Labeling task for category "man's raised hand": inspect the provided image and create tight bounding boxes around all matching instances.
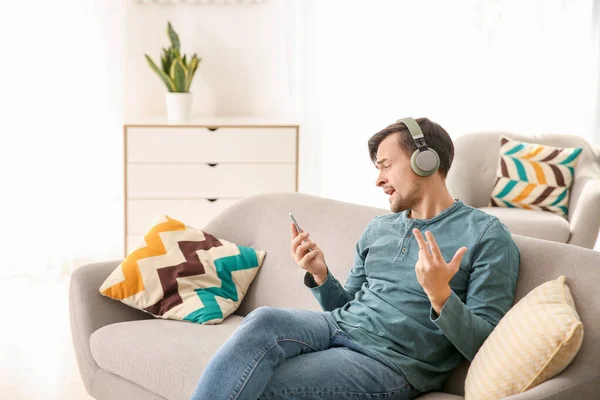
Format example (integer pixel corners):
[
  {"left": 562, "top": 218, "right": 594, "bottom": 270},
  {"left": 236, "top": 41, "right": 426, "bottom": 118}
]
[{"left": 413, "top": 228, "right": 467, "bottom": 314}]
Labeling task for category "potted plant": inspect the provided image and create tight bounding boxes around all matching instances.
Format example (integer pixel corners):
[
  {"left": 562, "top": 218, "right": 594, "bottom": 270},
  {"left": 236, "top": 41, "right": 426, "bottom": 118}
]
[{"left": 145, "top": 22, "right": 201, "bottom": 121}]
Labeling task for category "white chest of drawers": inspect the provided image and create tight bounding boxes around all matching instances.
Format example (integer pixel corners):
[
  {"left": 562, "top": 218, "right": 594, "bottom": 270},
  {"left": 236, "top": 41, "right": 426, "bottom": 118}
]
[{"left": 123, "top": 118, "right": 299, "bottom": 255}]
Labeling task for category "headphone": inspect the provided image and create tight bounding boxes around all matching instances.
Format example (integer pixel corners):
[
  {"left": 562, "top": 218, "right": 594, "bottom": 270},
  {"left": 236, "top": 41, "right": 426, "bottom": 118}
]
[{"left": 396, "top": 117, "right": 440, "bottom": 177}]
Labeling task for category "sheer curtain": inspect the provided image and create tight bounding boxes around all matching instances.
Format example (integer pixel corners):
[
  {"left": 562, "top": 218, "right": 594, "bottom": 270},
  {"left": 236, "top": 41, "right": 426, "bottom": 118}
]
[
  {"left": 291, "top": 0, "right": 599, "bottom": 211},
  {"left": 0, "top": 1, "right": 125, "bottom": 279}
]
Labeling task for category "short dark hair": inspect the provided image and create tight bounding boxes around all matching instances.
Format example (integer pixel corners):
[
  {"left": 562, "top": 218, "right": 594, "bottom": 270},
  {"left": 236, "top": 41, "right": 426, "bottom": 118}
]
[{"left": 367, "top": 117, "right": 454, "bottom": 178}]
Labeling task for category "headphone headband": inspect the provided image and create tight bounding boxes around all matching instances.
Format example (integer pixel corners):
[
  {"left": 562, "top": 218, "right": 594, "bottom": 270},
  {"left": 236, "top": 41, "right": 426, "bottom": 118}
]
[{"left": 396, "top": 117, "right": 424, "bottom": 140}]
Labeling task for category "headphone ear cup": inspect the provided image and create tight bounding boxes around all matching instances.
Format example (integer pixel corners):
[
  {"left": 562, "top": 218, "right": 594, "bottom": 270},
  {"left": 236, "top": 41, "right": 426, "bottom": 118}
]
[{"left": 411, "top": 148, "right": 440, "bottom": 177}]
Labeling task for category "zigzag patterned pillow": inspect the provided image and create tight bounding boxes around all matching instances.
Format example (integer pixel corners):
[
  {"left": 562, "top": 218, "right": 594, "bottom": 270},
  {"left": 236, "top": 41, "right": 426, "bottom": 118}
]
[
  {"left": 490, "top": 136, "right": 583, "bottom": 217},
  {"left": 99, "top": 215, "right": 266, "bottom": 325}
]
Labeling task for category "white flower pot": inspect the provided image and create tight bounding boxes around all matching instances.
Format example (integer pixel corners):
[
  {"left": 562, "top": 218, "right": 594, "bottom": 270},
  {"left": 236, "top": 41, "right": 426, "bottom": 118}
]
[{"left": 165, "top": 92, "right": 193, "bottom": 122}]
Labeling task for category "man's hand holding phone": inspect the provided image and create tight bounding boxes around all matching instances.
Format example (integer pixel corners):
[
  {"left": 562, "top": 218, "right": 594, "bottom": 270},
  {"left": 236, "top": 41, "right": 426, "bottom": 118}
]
[{"left": 290, "top": 213, "right": 328, "bottom": 286}]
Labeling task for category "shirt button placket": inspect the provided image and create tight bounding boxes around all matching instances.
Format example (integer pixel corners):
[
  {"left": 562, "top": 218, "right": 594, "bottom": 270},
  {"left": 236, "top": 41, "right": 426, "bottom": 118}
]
[
  {"left": 406, "top": 222, "right": 423, "bottom": 259},
  {"left": 398, "top": 222, "right": 414, "bottom": 261}
]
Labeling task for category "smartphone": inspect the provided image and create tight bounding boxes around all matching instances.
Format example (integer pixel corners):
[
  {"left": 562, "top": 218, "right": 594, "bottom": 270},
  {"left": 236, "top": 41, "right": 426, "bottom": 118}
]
[{"left": 289, "top": 212, "right": 312, "bottom": 252}]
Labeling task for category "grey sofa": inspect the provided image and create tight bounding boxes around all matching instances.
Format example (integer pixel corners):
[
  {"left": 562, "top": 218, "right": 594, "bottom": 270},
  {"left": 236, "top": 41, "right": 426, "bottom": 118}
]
[
  {"left": 446, "top": 132, "right": 600, "bottom": 249},
  {"left": 70, "top": 192, "right": 600, "bottom": 400}
]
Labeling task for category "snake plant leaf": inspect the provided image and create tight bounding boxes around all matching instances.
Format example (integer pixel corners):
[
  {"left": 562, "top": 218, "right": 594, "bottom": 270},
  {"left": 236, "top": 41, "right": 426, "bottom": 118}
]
[
  {"left": 161, "top": 56, "right": 168, "bottom": 74},
  {"left": 145, "top": 54, "right": 176, "bottom": 92},
  {"left": 192, "top": 56, "right": 201, "bottom": 73},
  {"left": 182, "top": 54, "right": 187, "bottom": 67},
  {"left": 161, "top": 48, "right": 171, "bottom": 74},
  {"left": 185, "top": 55, "right": 201, "bottom": 91},
  {"left": 169, "top": 48, "right": 180, "bottom": 64},
  {"left": 170, "top": 58, "right": 187, "bottom": 92},
  {"left": 167, "top": 22, "right": 180, "bottom": 51}
]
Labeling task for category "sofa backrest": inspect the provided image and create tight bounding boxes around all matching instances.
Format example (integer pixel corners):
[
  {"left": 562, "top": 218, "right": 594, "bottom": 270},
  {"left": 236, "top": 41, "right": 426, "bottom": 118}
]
[
  {"left": 204, "top": 192, "right": 600, "bottom": 395},
  {"left": 446, "top": 132, "right": 600, "bottom": 222},
  {"left": 204, "top": 192, "right": 390, "bottom": 314}
]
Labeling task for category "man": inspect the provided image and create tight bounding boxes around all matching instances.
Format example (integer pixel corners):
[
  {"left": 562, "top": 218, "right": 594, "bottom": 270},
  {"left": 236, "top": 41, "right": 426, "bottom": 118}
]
[{"left": 191, "top": 117, "right": 520, "bottom": 400}]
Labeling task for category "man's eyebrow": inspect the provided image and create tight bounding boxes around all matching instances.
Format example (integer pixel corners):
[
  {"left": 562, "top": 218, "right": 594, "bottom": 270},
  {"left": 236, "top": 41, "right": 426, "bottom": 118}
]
[{"left": 375, "top": 158, "right": 389, "bottom": 169}]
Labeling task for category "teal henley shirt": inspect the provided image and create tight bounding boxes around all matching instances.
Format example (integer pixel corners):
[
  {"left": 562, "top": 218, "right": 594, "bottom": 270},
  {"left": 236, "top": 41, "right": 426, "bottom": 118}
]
[{"left": 304, "top": 200, "right": 520, "bottom": 393}]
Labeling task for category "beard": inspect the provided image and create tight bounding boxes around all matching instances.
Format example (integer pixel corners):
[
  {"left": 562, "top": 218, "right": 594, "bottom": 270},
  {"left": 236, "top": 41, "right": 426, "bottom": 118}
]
[{"left": 390, "top": 181, "right": 422, "bottom": 213}]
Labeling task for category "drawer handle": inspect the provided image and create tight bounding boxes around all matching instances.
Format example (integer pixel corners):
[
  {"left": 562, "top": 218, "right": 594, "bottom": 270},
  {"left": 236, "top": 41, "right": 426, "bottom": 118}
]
[
  {"left": 207, "top": 163, "right": 218, "bottom": 167},
  {"left": 207, "top": 127, "right": 219, "bottom": 132},
  {"left": 207, "top": 198, "right": 219, "bottom": 202}
]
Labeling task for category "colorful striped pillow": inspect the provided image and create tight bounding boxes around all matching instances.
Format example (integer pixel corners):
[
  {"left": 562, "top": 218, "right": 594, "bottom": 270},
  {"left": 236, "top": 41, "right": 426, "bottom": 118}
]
[
  {"left": 465, "top": 276, "right": 583, "bottom": 400},
  {"left": 99, "top": 215, "right": 266, "bottom": 325},
  {"left": 490, "top": 136, "right": 583, "bottom": 217}
]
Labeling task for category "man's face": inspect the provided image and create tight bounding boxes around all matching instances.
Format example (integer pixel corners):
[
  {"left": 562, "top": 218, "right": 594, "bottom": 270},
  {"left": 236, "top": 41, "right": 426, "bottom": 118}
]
[{"left": 375, "top": 133, "right": 422, "bottom": 213}]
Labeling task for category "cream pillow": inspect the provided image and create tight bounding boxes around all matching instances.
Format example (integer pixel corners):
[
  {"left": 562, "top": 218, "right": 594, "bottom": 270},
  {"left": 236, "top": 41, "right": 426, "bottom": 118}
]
[{"left": 465, "top": 276, "right": 583, "bottom": 400}]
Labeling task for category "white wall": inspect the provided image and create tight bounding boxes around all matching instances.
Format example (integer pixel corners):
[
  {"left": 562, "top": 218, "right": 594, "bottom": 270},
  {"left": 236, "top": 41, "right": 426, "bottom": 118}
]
[
  {"left": 120, "top": 1, "right": 600, "bottom": 251},
  {"left": 123, "top": 1, "right": 293, "bottom": 120}
]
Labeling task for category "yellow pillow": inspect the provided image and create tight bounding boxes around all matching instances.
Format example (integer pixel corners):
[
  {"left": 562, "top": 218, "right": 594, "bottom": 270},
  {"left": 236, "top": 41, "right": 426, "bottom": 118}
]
[
  {"left": 465, "top": 276, "right": 583, "bottom": 400},
  {"left": 490, "top": 136, "right": 583, "bottom": 218},
  {"left": 99, "top": 215, "right": 266, "bottom": 325}
]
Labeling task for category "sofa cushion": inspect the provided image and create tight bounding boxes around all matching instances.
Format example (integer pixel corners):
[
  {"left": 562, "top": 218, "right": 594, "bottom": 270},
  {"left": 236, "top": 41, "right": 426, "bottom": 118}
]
[
  {"left": 478, "top": 207, "right": 570, "bottom": 243},
  {"left": 489, "top": 136, "right": 582, "bottom": 218},
  {"left": 464, "top": 276, "right": 584, "bottom": 400},
  {"left": 99, "top": 215, "right": 266, "bottom": 324},
  {"left": 90, "top": 316, "right": 244, "bottom": 400}
]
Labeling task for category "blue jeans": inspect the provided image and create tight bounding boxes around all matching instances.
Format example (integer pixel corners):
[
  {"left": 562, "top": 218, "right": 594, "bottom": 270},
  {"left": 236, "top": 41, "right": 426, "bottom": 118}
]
[{"left": 190, "top": 306, "right": 421, "bottom": 400}]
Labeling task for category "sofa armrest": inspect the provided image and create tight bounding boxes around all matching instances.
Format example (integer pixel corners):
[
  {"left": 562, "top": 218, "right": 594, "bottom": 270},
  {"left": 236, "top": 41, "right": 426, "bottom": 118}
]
[
  {"left": 568, "top": 179, "right": 600, "bottom": 248},
  {"left": 69, "top": 261, "right": 154, "bottom": 391}
]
